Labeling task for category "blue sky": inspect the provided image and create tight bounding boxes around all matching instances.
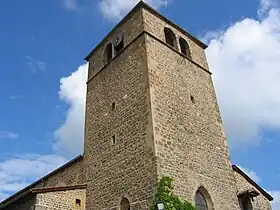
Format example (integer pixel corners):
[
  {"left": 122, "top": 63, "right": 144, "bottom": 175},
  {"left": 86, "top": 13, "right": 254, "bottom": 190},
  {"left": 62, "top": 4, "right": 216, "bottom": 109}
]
[{"left": 1, "top": 0, "right": 280, "bottom": 208}]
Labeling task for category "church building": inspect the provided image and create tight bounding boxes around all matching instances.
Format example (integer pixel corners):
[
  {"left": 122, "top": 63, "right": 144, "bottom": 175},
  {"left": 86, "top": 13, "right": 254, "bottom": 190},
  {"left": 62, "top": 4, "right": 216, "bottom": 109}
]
[{"left": 0, "top": 1, "right": 273, "bottom": 210}]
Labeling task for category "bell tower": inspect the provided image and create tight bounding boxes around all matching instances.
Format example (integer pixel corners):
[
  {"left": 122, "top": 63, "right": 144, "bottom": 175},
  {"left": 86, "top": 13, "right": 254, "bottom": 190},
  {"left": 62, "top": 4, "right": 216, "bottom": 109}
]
[{"left": 84, "top": 2, "right": 240, "bottom": 209}]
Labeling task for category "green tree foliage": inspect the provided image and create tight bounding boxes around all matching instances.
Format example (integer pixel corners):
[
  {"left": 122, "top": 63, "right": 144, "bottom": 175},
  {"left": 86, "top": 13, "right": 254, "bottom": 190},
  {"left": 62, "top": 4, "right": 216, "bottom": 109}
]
[{"left": 151, "top": 176, "right": 196, "bottom": 210}]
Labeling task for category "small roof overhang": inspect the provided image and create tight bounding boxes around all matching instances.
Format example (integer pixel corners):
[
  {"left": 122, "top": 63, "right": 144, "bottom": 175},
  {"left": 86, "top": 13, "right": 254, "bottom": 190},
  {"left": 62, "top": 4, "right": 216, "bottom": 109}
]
[
  {"left": 232, "top": 165, "right": 273, "bottom": 201},
  {"left": 238, "top": 188, "right": 260, "bottom": 198}
]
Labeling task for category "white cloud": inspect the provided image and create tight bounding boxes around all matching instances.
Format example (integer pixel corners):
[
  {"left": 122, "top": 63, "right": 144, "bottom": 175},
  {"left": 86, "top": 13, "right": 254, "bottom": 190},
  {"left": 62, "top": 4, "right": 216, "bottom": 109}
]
[
  {"left": 99, "top": 0, "right": 171, "bottom": 21},
  {"left": 37, "top": 61, "right": 46, "bottom": 71},
  {"left": 259, "top": 0, "right": 279, "bottom": 16},
  {"left": 25, "top": 56, "right": 46, "bottom": 73},
  {"left": 62, "top": 0, "right": 77, "bottom": 10},
  {"left": 269, "top": 191, "right": 280, "bottom": 209},
  {"left": 205, "top": 2, "right": 280, "bottom": 204},
  {"left": 0, "top": 154, "right": 67, "bottom": 201},
  {"left": 0, "top": 131, "right": 19, "bottom": 139},
  {"left": 54, "top": 63, "right": 88, "bottom": 155},
  {"left": 237, "top": 165, "right": 262, "bottom": 183},
  {"left": 205, "top": 0, "right": 280, "bottom": 148},
  {"left": 1, "top": 64, "right": 88, "bottom": 201}
]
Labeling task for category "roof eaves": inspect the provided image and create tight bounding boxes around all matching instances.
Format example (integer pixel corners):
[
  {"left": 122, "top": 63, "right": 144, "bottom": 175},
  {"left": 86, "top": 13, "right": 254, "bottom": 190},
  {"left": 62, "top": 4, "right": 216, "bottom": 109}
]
[
  {"left": 31, "top": 184, "right": 87, "bottom": 194},
  {"left": 232, "top": 165, "right": 273, "bottom": 201}
]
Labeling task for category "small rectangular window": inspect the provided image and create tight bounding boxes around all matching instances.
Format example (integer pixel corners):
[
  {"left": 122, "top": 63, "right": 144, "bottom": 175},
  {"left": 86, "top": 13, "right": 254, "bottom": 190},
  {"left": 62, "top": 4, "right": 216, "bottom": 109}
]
[
  {"left": 190, "top": 95, "right": 195, "bottom": 104},
  {"left": 111, "top": 102, "right": 116, "bottom": 111},
  {"left": 112, "top": 135, "right": 116, "bottom": 145},
  {"left": 75, "top": 199, "right": 81, "bottom": 207}
]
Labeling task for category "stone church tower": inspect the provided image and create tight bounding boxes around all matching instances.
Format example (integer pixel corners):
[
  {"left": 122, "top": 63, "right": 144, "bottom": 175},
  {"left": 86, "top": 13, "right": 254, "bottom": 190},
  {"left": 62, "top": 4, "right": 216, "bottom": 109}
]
[
  {"left": 84, "top": 1, "right": 240, "bottom": 210},
  {"left": 0, "top": 1, "right": 274, "bottom": 210}
]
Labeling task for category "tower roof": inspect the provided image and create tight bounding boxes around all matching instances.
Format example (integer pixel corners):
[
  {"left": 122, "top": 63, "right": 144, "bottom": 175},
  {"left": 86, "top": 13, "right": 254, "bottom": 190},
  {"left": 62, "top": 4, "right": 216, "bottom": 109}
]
[{"left": 85, "top": 0, "right": 207, "bottom": 61}]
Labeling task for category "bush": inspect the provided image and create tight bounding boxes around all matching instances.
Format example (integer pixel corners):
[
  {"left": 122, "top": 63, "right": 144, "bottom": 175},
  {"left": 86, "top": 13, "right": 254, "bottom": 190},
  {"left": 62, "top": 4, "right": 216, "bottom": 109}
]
[{"left": 150, "top": 176, "right": 196, "bottom": 210}]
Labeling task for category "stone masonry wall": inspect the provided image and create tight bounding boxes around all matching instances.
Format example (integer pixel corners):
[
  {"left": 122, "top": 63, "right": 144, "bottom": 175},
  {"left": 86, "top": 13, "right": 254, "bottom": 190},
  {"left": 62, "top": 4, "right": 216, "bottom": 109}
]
[
  {"left": 85, "top": 34, "right": 157, "bottom": 209},
  {"left": 142, "top": 8, "right": 209, "bottom": 70},
  {"left": 34, "top": 157, "right": 85, "bottom": 189},
  {"left": 145, "top": 29, "right": 240, "bottom": 209},
  {"left": 86, "top": 8, "right": 144, "bottom": 79},
  {"left": 35, "top": 189, "right": 86, "bottom": 210},
  {"left": 234, "top": 171, "right": 272, "bottom": 210}
]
